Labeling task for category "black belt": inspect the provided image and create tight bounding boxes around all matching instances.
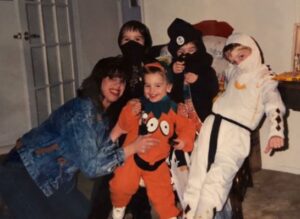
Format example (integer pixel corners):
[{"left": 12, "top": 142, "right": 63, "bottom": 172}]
[
  {"left": 134, "top": 154, "right": 165, "bottom": 171},
  {"left": 207, "top": 113, "right": 252, "bottom": 172}
]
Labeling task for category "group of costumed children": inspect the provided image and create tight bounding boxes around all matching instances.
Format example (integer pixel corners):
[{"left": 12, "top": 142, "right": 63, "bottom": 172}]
[
  {"left": 109, "top": 18, "right": 219, "bottom": 219},
  {"left": 107, "top": 18, "right": 285, "bottom": 219}
]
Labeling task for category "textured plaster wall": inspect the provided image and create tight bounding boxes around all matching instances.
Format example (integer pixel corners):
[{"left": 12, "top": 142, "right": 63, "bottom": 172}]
[
  {"left": 142, "top": 0, "right": 300, "bottom": 174},
  {"left": 0, "top": 1, "right": 30, "bottom": 154},
  {"left": 74, "top": 0, "right": 121, "bottom": 84}
]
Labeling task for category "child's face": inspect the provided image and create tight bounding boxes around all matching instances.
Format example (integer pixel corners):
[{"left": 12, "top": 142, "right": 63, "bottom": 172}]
[
  {"left": 144, "top": 73, "right": 172, "bottom": 103},
  {"left": 101, "top": 76, "right": 126, "bottom": 108},
  {"left": 121, "top": 30, "right": 145, "bottom": 46},
  {"left": 225, "top": 46, "right": 252, "bottom": 65},
  {"left": 176, "top": 42, "right": 197, "bottom": 57}
]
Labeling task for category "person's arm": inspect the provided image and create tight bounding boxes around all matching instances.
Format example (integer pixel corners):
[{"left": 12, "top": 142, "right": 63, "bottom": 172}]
[
  {"left": 110, "top": 99, "right": 141, "bottom": 142},
  {"left": 189, "top": 69, "right": 219, "bottom": 121},
  {"left": 262, "top": 75, "right": 286, "bottom": 154},
  {"left": 77, "top": 120, "right": 158, "bottom": 177},
  {"left": 20, "top": 98, "right": 79, "bottom": 148},
  {"left": 174, "top": 111, "right": 197, "bottom": 152},
  {"left": 76, "top": 99, "right": 158, "bottom": 178}
]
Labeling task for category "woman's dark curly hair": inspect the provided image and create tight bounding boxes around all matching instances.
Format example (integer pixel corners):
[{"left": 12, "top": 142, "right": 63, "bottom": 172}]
[
  {"left": 118, "top": 20, "right": 152, "bottom": 53},
  {"left": 77, "top": 56, "right": 128, "bottom": 126}
]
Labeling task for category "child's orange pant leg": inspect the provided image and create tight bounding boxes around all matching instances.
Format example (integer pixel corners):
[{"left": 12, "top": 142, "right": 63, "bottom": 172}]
[
  {"left": 143, "top": 163, "right": 180, "bottom": 219},
  {"left": 109, "top": 156, "right": 140, "bottom": 207}
]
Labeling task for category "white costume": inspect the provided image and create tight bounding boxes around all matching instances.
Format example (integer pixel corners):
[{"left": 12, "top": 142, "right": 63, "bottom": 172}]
[{"left": 183, "top": 33, "right": 285, "bottom": 219}]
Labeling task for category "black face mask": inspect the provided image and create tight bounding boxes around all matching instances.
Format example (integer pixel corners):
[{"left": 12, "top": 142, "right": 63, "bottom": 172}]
[
  {"left": 183, "top": 51, "right": 213, "bottom": 73},
  {"left": 120, "top": 40, "right": 145, "bottom": 65}
]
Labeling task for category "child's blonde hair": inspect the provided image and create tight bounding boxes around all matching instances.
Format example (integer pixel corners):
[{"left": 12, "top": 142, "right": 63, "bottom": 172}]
[{"left": 143, "top": 62, "right": 173, "bottom": 84}]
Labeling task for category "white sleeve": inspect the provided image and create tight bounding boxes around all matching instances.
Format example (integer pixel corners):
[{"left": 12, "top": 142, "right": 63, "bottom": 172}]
[
  {"left": 262, "top": 76, "right": 286, "bottom": 139},
  {"left": 182, "top": 136, "right": 203, "bottom": 217}
]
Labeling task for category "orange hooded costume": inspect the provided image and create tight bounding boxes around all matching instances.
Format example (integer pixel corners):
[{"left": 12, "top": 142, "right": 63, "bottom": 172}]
[{"left": 110, "top": 96, "right": 196, "bottom": 219}]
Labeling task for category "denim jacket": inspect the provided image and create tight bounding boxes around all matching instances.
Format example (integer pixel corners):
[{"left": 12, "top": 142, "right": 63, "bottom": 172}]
[{"left": 17, "top": 97, "right": 124, "bottom": 197}]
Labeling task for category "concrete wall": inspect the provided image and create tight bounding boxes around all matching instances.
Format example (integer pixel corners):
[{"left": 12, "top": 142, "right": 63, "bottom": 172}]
[{"left": 142, "top": 0, "right": 300, "bottom": 174}]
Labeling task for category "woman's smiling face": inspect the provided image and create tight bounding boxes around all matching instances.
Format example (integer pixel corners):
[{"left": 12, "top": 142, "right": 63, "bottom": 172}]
[{"left": 101, "top": 76, "right": 126, "bottom": 109}]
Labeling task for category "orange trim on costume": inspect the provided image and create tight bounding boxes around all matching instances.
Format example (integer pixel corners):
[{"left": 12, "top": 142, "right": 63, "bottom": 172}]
[
  {"left": 234, "top": 81, "right": 246, "bottom": 90},
  {"left": 144, "top": 62, "right": 165, "bottom": 72}
]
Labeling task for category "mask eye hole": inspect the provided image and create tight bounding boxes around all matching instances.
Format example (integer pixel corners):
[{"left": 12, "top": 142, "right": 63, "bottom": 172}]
[
  {"left": 146, "top": 118, "right": 159, "bottom": 133},
  {"left": 160, "top": 120, "right": 170, "bottom": 136}
]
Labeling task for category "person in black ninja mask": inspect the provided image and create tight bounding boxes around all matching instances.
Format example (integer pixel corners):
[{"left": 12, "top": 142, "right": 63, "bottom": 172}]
[
  {"left": 88, "top": 20, "right": 153, "bottom": 219},
  {"left": 167, "top": 18, "right": 219, "bottom": 129},
  {"left": 118, "top": 20, "right": 153, "bottom": 98}
]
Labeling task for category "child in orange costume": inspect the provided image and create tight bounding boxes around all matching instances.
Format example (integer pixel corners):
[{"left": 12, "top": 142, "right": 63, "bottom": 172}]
[{"left": 109, "top": 61, "right": 196, "bottom": 219}]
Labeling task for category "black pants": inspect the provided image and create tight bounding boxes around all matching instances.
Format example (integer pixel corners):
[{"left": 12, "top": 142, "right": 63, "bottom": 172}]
[{"left": 88, "top": 174, "right": 151, "bottom": 219}]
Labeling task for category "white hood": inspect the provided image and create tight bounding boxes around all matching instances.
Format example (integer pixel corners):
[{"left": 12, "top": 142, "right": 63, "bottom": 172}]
[{"left": 225, "top": 33, "right": 263, "bottom": 73}]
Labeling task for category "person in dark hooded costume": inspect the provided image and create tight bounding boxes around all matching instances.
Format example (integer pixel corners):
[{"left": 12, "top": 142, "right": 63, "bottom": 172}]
[
  {"left": 88, "top": 20, "right": 154, "bottom": 219},
  {"left": 167, "top": 18, "right": 219, "bottom": 127}
]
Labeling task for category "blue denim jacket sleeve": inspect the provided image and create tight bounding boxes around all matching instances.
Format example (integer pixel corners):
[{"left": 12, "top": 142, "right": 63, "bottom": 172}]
[
  {"left": 21, "top": 98, "right": 125, "bottom": 179},
  {"left": 70, "top": 99, "right": 125, "bottom": 177},
  {"left": 56, "top": 98, "right": 125, "bottom": 178}
]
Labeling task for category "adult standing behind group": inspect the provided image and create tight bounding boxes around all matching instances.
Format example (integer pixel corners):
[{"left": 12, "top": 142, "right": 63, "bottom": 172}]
[
  {"left": 89, "top": 20, "right": 154, "bottom": 219},
  {"left": 0, "top": 56, "right": 158, "bottom": 219}
]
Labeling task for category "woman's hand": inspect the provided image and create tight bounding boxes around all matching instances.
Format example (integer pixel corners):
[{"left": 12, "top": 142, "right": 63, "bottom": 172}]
[
  {"left": 184, "top": 72, "right": 198, "bottom": 84},
  {"left": 124, "top": 134, "right": 159, "bottom": 158},
  {"left": 173, "top": 61, "right": 185, "bottom": 74},
  {"left": 264, "top": 136, "right": 284, "bottom": 154}
]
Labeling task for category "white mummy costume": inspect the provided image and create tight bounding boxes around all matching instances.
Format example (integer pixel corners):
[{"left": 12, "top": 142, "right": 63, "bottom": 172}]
[{"left": 183, "top": 33, "right": 286, "bottom": 219}]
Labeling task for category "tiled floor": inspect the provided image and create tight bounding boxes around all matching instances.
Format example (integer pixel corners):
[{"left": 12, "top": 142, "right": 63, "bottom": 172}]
[{"left": 77, "top": 169, "right": 300, "bottom": 219}]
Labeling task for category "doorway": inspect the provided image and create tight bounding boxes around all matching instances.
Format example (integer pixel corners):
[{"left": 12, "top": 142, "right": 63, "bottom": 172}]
[
  {"left": 19, "top": 0, "right": 78, "bottom": 125},
  {"left": 120, "top": 0, "right": 142, "bottom": 22}
]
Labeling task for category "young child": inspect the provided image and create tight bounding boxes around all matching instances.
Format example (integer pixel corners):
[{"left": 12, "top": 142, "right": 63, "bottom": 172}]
[
  {"left": 109, "top": 61, "right": 196, "bottom": 219},
  {"left": 117, "top": 20, "right": 154, "bottom": 219},
  {"left": 183, "top": 33, "right": 286, "bottom": 219},
  {"left": 166, "top": 18, "right": 220, "bottom": 207},
  {"left": 167, "top": 18, "right": 219, "bottom": 129},
  {"left": 118, "top": 20, "right": 153, "bottom": 98},
  {"left": 88, "top": 20, "right": 153, "bottom": 219}
]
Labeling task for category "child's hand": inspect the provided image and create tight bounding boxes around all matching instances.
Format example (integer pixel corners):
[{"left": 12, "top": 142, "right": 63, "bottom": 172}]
[
  {"left": 184, "top": 72, "right": 198, "bottom": 84},
  {"left": 173, "top": 138, "right": 185, "bottom": 150},
  {"left": 178, "top": 165, "right": 189, "bottom": 172},
  {"left": 177, "top": 103, "right": 188, "bottom": 118},
  {"left": 110, "top": 124, "right": 127, "bottom": 142},
  {"left": 264, "top": 136, "right": 284, "bottom": 154},
  {"left": 128, "top": 99, "right": 141, "bottom": 116},
  {"left": 173, "top": 61, "right": 185, "bottom": 74}
]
